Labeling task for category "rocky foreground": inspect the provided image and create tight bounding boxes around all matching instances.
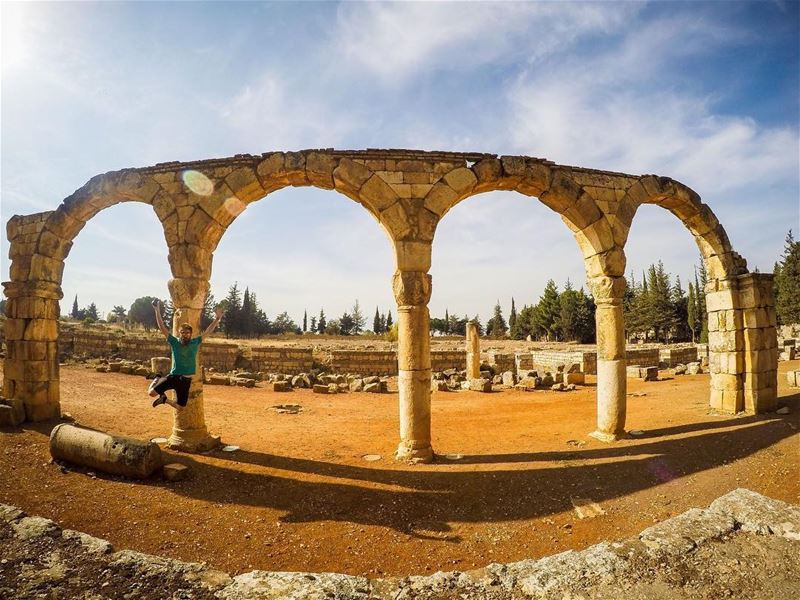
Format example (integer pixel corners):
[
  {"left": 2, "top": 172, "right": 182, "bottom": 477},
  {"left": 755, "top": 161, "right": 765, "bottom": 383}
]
[{"left": 1, "top": 488, "right": 798, "bottom": 599}]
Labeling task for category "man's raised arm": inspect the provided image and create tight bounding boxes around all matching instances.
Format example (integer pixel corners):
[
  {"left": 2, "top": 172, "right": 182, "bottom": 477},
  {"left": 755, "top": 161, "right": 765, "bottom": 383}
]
[
  {"left": 152, "top": 300, "right": 170, "bottom": 337},
  {"left": 202, "top": 306, "right": 224, "bottom": 338}
]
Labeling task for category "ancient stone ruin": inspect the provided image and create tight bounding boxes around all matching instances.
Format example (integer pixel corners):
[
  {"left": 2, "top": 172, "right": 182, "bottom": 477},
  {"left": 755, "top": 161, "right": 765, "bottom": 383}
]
[{"left": 2, "top": 149, "right": 779, "bottom": 461}]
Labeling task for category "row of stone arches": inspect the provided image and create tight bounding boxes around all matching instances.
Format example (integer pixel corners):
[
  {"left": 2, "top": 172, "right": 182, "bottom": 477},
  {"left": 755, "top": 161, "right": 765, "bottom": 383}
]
[{"left": 2, "top": 149, "right": 778, "bottom": 461}]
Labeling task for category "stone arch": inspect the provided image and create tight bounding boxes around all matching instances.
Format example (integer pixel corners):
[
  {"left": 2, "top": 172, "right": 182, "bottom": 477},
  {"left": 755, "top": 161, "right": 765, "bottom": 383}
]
[{"left": 621, "top": 175, "right": 777, "bottom": 414}]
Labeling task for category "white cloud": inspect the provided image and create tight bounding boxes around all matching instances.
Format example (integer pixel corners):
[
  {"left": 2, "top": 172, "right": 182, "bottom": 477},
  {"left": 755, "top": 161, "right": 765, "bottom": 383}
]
[
  {"left": 506, "top": 15, "right": 798, "bottom": 195},
  {"left": 220, "top": 72, "right": 358, "bottom": 150},
  {"left": 333, "top": 2, "right": 638, "bottom": 84}
]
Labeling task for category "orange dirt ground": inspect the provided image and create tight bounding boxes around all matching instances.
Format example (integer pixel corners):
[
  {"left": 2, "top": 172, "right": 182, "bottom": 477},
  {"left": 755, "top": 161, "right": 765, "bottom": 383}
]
[{"left": 1, "top": 361, "right": 798, "bottom": 578}]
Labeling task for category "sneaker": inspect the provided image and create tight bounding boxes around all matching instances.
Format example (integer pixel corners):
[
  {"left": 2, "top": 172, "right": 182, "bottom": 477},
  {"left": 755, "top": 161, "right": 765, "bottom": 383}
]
[
  {"left": 152, "top": 394, "right": 167, "bottom": 408},
  {"left": 148, "top": 376, "right": 160, "bottom": 394}
]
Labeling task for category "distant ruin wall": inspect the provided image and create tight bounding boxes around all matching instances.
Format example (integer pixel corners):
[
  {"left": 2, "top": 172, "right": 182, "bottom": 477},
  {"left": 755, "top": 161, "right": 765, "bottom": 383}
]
[
  {"left": 659, "top": 346, "right": 698, "bottom": 367},
  {"left": 431, "top": 350, "right": 466, "bottom": 372},
  {"left": 527, "top": 351, "right": 598, "bottom": 375},
  {"left": 330, "top": 350, "right": 397, "bottom": 376},
  {"left": 249, "top": 347, "right": 313, "bottom": 375}
]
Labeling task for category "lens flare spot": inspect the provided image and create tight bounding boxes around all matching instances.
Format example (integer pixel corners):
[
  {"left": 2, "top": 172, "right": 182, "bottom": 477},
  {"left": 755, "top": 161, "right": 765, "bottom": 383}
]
[
  {"left": 182, "top": 170, "right": 214, "bottom": 196},
  {"left": 223, "top": 197, "right": 247, "bottom": 217}
]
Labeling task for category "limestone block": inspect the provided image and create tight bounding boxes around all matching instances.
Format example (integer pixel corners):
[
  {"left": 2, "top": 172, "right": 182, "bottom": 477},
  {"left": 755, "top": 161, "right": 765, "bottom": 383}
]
[
  {"left": 584, "top": 247, "right": 626, "bottom": 278},
  {"left": 29, "top": 254, "right": 64, "bottom": 283},
  {"left": 380, "top": 202, "right": 412, "bottom": 239},
  {"left": 283, "top": 152, "right": 308, "bottom": 185},
  {"left": 500, "top": 156, "right": 526, "bottom": 184},
  {"left": 272, "top": 381, "right": 292, "bottom": 392},
  {"left": 36, "top": 229, "right": 73, "bottom": 260},
  {"left": 359, "top": 174, "right": 399, "bottom": 212},
  {"left": 471, "top": 158, "right": 503, "bottom": 192},
  {"left": 333, "top": 158, "right": 372, "bottom": 196},
  {"left": 0, "top": 398, "right": 25, "bottom": 426},
  {"left": 683, "top": 205, "right": 720, "bottom": 238},
  {"left": 312, "top": 384, "right": 330, "bottom": 394},
  {"left": 163, "top": 463, "right": 189, "bottom": 482},
  {"left": 708, "top": 330, "right": 739, "bottom": 353},
  {"left": 574, "top": 218, "right": 615, "bottom": 258},
  {"left": 305, "top": 152, "right": 337, "bottom": 189},
  {"left": 225, "top": 167, "right": 265, "bottom": 203},
  {"left": 442, "top": 167, "right": 477, "bottom": 194},
  {"left": 594, "top": 305, "right": 625, "bottom": 361},
  {"left": 23, "top": 319, "right": 58, "bottom": 341},
  {"left": 182, "top": 209, "right": 224, "bottom": 250},
  {"left": 539, "top": 169, "right": 582, "bottom": 213},
  {"left": 469, "top": 378, "right": 492, "bottom": 392},
  {"left": 168, "top": 278, "right": 210, "bottom": 309},
  {"left": 416, "top": 207, "right": 438, "bottom": 242},
  {"left": 711, "top": 372, "right": 741, "bottom": 393},
  {"left": 565, "top": 371, "right": 585, "bottom": 385},
  {"left": 423, "top": 182, "right": 460, "bottom": 217}
]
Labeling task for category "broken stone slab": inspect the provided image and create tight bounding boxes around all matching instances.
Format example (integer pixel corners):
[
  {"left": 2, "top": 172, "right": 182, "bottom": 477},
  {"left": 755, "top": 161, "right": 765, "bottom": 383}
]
[
  {"left": 312, "top": 384, "right": 330, "bottom": 394},
  {"left": 110, "top": 549, "right": 232, "bottom": 592},
  {"left": 292, "top": 374, "right": 311, "bottom": 388},
  {"left": 431, "top": 380, "right": 449, "bottom": 392},
  {"left": 501, "top": 371, "right": 516, "bottom": 387},
  {"left": 468, "top": 378, "right": 492, "bottom": 392},
  {"left": 516, "top": 376, "right": 540, "bottom": 391},
  {"left": 626, "top": 365, "right": 658, "bottom": 381},
  {"left": 11, "top": 516, "right": 61, "bottom": 541},
  {"left": 0, "top": 503, "right": 26, "bottom": 523},
  {"left": 510, "top": 543, "right": 626, "bottom": 597},
  {"left": 208, "top": 373, "right": 230, "bottom": 385},
  {"left": 49, "top": 423, "right": 163, "bottom": 479},
  {"left": 539, "top": 373, "right": 554, "bottom": 387},
  {"left": 163, "top": 463, "right": 190, "bottom": 482},
  {"left": 272, "top": 381, "right": 292, "bottom": 393},
  {"left": 217, "top": 570, "right": 371, "bottom": 600},
  {"left": 62, "top": 529, "right": 114, "bottom": 554},
  {"left": 674, "top": 363, "right": 687, "bottom": 375},
  {"left": 686, "top": 362, "right": 702, "bottom": 375},
  {"left": 639, "top": 507, "right": 735, "bottom": 556},
  {"left": 349, "top": 378, "right": 364, "bottom": 392},
  {"left": 363, "top": 382, "right": 383, "bottom": 393},
  {"left": 708, "top": 487, "right": 800, "bottom": 540},
  {"left": 230, "top": 377, "right": 256, "bottom": 388},
  {"left": 564, "top": 371, "right": 585, "bottom": 385}
]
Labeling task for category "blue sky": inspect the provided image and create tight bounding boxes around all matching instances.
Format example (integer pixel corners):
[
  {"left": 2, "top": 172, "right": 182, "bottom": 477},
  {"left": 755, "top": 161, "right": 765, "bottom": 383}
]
[{"left": 1, "top": 1, "right": 798, "bottom": 324}]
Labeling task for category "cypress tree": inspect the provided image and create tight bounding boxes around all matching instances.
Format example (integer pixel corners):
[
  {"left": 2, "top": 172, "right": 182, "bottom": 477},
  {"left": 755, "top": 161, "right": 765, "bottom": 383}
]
[
  {"left": 318, "top": 308, "right": 326, "bottom": 334},
  {"left": 373, "top": 307, "right": 381, "bottom": 333},
  {"left": 487, "top": 301, "right": 507, "bottom": 338},
  {"left": 775, "top": 230, "right": 800, "bottom": 325},
  {"left": 303, "top": 310, "right": 308, "bottom": 332},
  {"left": 508, "top": 298, "right": 517, "bottom": 336},
  {"left": 71, "top": 295, "right": 79, "bottom": 319},
  {"left": 687, "top": 282, "right": 697, "bottom": 343},
  {"left": 444, "top": 308, "right": 449, "bottom": 334},
  {"left": 386, "top": 310, "right": 393, "bottom": 329},
  {"left": 697, "top": 262, "right": 709, "bottom": 343}
]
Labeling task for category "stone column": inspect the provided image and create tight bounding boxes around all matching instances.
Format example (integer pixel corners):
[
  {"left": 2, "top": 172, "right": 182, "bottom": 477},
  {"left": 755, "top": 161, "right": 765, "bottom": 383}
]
[
  {"left": 165, "top": 276, "right": 220, "bottom": 452},
  {"left": 466, "top": 322, "right": 481, "bottom": 379},
  {"left": 588, "top": 276, "right": 627, "bottom": 442},
  {"left": 393, "top": 269, "right": 434, "bottom": 463},
  {"left": 738, "top": 273, "right": 778, "bottom": 413},
  {"left": 705, "top": 278, "right": 745, "bottom": 413},
  {"left": 1, "top": 280, "right": 62, "bottom": 421}
]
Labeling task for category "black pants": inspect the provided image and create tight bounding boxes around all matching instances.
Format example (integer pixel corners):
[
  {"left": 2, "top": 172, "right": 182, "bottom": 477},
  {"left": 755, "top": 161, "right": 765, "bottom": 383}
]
[{"left": 152, "top": 374, "right": 192, "bottom": 407}]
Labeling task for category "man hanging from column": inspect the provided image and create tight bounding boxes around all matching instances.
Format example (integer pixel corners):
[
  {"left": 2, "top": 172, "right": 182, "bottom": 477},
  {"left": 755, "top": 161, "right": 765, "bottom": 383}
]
[{"left": 148, "top": 299, "right": 223, "bottom": 409}]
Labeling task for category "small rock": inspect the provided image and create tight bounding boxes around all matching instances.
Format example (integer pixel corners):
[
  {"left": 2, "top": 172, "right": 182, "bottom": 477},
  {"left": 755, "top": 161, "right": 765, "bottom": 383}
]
[
  {"left": 272, "top": 381, "right": 292, "bottom": 393},
  {"left": 163, "top": 463, "right": 189, "bottom": 482}
]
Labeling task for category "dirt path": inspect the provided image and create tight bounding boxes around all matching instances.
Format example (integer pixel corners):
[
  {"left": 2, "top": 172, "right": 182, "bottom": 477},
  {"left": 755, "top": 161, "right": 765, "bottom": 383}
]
[{"left": 1, "top": 361, "right": 798, "bottom": 578}]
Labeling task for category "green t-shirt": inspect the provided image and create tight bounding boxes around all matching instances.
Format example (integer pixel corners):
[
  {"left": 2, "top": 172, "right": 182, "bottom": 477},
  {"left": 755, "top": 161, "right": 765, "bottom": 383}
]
[{"left": 168, "top": 335, "right": 202, "bottom": 375}]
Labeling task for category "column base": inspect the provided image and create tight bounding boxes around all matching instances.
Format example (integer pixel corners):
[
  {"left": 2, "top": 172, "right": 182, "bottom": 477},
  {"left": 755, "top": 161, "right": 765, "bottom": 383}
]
[
  {"left": 24, "top": 401, "right": 61, "bottom": 422},
  {"left": 167, "top": 430, "right": 221, "bottom": 453},
  {"left": 589, "top": 430, "right": 625, "bottom": 443},
  {"left": 395, "top": 441, "right": 434, "bottom": 464}
]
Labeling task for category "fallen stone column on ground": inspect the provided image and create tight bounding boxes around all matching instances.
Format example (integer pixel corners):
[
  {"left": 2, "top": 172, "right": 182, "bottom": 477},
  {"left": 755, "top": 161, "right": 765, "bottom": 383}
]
[{"left": 49, "top": 423, "right": 163, "bottom": 479}]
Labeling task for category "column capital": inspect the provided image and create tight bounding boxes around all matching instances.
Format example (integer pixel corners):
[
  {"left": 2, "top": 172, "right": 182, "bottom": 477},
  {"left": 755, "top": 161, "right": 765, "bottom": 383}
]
[
  {"left": 587, "top": 275, "right": 626, "bottom": 305},
  {"left": 392, "top": 271, "right": 432, "bottom": 307}
]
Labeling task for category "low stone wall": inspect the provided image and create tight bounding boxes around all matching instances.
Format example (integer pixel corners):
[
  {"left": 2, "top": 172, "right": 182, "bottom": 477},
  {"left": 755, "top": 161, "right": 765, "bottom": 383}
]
[
  {"left": 330, "top": 350, "right": 397, "bottom": 376},
  {"left": 201, "top": 341, "right": 239, "bottom": 372},
  {"left": 249, "top": 347, "right": 313, "bottom": 375},
  {"left": 117, "top": 336, "right": 171, "bottom": 363},
  {"left": 430, "top": 350, "right": 465, "bottom": 372},
  {"left": 528, "top": 350, "right": 597, "bottom": 375},
  {"left": 71, "top": 330, "right": 123, "bottom": 358},
  {"left": 489, "top": 352, "right": 516, "bottom": 373},
  {"left": 659, "top": 346, "right": 698, "bottom": 367},
  {"left": 625, "top": 347, "right": 660, "bottom": 368}
]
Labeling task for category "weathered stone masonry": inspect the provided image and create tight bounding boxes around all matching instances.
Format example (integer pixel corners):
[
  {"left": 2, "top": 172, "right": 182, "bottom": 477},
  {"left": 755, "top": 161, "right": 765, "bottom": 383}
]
[{"left": 2, "top": 148, "right": 778, "bottom": 461}]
